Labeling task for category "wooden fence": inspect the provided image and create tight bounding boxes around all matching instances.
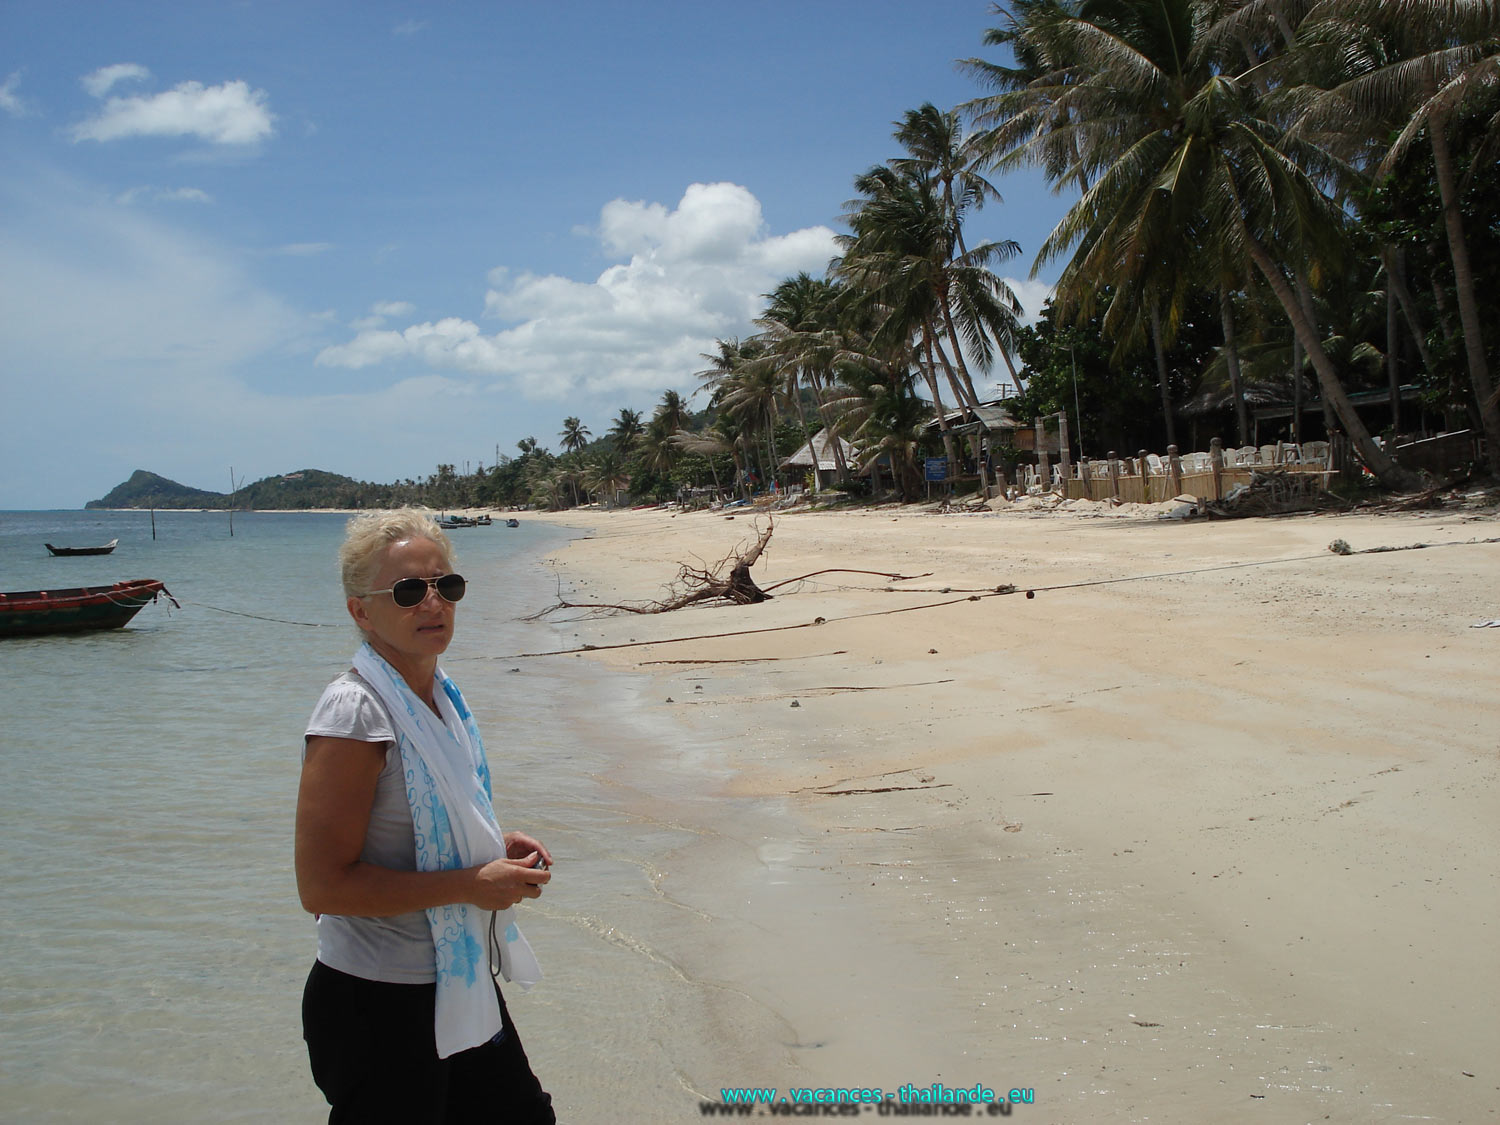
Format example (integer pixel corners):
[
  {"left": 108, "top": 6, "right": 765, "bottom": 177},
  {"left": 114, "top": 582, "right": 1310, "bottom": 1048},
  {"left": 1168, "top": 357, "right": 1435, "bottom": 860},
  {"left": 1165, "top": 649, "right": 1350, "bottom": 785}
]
[{"left": 1046, "top": 437, "right": 1334, "bottom": 503}]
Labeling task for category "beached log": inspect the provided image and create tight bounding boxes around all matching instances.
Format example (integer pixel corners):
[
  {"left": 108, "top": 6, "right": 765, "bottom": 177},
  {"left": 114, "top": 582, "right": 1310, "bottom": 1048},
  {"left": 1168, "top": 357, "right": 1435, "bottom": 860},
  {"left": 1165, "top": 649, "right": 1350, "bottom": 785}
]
[{"left": 528, "top": 519, "right": 936, "bottom": 619}]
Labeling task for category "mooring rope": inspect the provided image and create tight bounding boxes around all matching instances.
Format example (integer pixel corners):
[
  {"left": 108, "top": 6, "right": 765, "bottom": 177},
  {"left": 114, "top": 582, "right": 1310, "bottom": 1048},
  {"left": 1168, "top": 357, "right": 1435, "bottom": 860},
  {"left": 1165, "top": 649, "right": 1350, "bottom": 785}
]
[
  {"left": 507, "top": 534, "right": 1500, "bottom": 657},
  {"left": 174, "top": 600, "right": 340, "bottom": 628}
]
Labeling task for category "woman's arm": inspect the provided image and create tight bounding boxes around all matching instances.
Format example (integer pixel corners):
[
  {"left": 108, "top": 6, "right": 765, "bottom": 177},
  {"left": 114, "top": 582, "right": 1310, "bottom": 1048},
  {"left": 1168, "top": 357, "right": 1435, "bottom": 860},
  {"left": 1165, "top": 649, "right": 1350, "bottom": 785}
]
[{"left": 295, "top": 736, "right": 550, "bottom": 917}]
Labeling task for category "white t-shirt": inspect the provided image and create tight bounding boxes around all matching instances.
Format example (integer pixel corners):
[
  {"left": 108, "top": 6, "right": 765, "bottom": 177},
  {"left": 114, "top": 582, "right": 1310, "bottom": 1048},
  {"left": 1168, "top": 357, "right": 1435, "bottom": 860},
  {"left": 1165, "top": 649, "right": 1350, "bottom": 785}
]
[{"left": 303, "top": 670, "right": 436, "bottom": 983}]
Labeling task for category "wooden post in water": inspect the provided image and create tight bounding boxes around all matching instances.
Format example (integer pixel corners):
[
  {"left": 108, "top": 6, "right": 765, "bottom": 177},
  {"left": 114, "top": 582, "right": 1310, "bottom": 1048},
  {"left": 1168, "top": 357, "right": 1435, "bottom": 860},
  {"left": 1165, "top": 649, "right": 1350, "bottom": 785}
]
[
  {"left": 1168, "top": 445, "right": 1183, "bottom": 498},
  {"left": 151, "top": 508, "right": 156, "bottom": 540}
]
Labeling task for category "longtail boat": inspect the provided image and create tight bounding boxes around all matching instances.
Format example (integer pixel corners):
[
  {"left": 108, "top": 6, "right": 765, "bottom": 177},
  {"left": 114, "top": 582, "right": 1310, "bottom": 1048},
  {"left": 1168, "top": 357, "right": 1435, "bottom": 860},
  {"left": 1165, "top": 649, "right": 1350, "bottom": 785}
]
[
  {"left": 45, "top": 539, "right": 119, "bottom": 557},
  {"left": 0, "top": 579, "right": 175, "bottom": 638}
]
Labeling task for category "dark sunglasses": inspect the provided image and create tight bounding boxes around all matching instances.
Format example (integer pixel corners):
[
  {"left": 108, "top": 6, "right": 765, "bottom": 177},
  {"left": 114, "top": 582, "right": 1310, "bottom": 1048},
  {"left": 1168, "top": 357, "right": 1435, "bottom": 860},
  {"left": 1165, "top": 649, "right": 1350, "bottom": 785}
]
[{"left": 360, "top": 573, "right": 467, "bottom": 608}]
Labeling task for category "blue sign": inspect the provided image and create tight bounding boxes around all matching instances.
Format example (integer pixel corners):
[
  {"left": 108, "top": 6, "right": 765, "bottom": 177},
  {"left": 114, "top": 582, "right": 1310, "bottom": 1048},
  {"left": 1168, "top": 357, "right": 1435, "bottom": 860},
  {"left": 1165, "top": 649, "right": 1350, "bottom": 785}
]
[{"left": 924, "top": 458, "right": 948, "bottom": 482}]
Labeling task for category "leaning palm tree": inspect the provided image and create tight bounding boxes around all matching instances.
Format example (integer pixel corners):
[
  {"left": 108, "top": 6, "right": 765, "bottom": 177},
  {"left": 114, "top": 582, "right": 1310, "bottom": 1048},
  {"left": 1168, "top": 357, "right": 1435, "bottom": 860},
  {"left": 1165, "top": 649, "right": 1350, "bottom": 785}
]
[
  {"left": 1291, "top": 0, "right": 1500, "bottom": 471},
  {"left": 989, "top": 0, "right": 1419, "bottom": 486},
  {"left": 835, "top": 161, "right": 1022, "bottom": 476}
]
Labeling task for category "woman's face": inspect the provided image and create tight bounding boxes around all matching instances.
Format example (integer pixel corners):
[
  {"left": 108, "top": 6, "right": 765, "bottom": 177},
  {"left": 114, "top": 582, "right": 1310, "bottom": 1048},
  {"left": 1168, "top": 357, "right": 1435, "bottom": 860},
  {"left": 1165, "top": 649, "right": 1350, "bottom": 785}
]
[{"left": 347, "top": 536, "right": 456, "bottom": 666}]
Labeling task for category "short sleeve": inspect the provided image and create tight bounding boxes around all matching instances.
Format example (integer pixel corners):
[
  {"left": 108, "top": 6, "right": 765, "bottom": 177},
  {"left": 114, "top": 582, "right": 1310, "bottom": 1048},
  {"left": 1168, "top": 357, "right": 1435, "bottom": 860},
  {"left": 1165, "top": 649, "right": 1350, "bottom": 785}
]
[{"left": 305, "top": 672, "right": 398, "bottom": 748}]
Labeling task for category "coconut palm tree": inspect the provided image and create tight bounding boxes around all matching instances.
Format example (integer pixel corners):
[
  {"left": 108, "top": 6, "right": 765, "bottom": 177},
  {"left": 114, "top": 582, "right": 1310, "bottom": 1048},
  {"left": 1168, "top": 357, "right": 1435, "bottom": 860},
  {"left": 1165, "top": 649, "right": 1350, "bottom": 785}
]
[
  {"left": 585, "top": 450, "right": 628, "bottom": 507},
  {"left": 982, "top": 0, "right": 1420, "bottom": 486},
  {"left": 559, "top": 416, "right": 591, "bottom": 455},
  {"left": 607, "top": 408, "right": 644, "bottom": 456},
  {"left": 755, "top": 274, "right": 852, "bottom": 483},
  {"left": 1291, "top": 0, "right": 1500, "bottom": 471}
]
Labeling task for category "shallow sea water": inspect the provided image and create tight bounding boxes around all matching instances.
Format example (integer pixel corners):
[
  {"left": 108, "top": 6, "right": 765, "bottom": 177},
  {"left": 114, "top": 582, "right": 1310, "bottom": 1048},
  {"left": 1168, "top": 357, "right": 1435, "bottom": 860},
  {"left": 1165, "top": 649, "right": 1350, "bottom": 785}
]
[{"left": 0, "top": 510, "right": 780, "bottom": 1122}]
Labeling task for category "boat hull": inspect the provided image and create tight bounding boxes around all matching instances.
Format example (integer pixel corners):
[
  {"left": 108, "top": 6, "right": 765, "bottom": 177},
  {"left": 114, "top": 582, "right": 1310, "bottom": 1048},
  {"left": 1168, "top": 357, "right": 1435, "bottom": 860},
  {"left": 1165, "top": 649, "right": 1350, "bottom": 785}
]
[
  {"left": 45, "top": 539, "right": 119, "bottom": 557},
  {"left": 0, "top": 579, "right": 169, "bottom": 638}
]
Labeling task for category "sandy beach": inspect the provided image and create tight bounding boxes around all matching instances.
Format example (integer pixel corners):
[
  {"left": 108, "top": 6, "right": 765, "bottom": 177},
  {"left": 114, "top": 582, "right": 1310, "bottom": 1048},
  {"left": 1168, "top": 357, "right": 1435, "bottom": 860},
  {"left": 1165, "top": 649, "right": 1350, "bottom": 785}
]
[{"left": 506, "top": 498, "right": 1498, "bottom": 1123}]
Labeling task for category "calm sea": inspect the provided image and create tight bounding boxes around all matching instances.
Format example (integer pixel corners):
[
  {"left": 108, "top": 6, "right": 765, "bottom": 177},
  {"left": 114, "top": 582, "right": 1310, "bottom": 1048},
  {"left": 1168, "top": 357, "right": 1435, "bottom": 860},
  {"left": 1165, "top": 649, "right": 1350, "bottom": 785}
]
[{"left": 0, "top": 510, "right": 773, "bottom": 1122}]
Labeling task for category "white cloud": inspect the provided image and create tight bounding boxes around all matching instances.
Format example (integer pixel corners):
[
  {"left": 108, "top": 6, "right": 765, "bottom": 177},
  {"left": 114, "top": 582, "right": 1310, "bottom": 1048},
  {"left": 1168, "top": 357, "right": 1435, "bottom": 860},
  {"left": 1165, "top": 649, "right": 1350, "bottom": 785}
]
[
  {"left": 269, "top": 241, "right": 332, "bottom": 256},
  {"left": 317, "top": 182, "right": 838, "bottom": 401},
  {"left": 82, "top": 62, "right": 151, "bottom": 98},
  {"left": 1004, "top": 276, "right": 1056, "bottom": 326},
  {"left": 393, "top": 19, "right": 428, "bottom": 36},
  {"left": 118, "top": 185, "right": 213, "bottom": 205},
  {"left": 1, "top": 70, "right": 30, "bottom": 117},
  {"left": 372, "top": 300, "right": 414, "bottom": 318},
  {"left": 71, "top": 78, "right": 274, "bottom": 145}
]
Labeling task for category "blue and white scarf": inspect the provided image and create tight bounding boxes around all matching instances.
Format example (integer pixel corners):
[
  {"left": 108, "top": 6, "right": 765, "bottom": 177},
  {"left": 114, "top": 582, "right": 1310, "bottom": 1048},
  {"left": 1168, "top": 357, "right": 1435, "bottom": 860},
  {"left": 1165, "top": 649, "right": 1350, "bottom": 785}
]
[{"left": 352, "top": 643, "right": 542, "bottom": 1058}]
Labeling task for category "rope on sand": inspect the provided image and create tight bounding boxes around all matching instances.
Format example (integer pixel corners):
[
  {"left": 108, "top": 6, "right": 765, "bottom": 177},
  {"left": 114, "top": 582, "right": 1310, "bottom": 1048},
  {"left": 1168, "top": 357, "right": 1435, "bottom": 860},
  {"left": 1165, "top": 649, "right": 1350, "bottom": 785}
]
[{"left": 508, "top": 534, "right": 1500, "bottom": 657}]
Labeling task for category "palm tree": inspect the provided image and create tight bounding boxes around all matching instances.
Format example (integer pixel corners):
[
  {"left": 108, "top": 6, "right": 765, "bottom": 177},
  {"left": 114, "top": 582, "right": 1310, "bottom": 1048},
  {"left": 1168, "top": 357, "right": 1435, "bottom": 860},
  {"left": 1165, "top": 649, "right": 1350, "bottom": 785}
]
[
  {"left": 559, "top": 416, "right": 591, "bottom": 455},
  {"left": 835, "top": 160, "right": 1022, "bottom": 477},
  {"left": 755, "top": 274, "right": 852, "bottom": 484},
  {"left": 585, "top": 450, "right": 628, "bottom": 507},
  {"left": 983, "top": 0, "right": 1420, "bottom": 486},
  {"left": 607, "top": 408, "right": 644, "bottom": 456},
  {"left": 1293, "top": 0, "right": 1500, "bottom": 471}
]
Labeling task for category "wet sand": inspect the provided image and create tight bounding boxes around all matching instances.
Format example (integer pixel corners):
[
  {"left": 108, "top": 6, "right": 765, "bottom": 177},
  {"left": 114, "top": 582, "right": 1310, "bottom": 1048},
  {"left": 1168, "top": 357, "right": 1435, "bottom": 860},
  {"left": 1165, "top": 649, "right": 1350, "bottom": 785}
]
[{"left": 516, "top": 502, "right": 1498, "bottom": 1122}]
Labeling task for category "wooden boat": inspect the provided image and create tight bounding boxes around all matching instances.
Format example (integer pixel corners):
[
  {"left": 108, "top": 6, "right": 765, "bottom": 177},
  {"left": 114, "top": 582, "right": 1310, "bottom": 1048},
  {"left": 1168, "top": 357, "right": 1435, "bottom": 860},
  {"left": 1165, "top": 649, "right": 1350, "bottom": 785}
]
[
  {"left": 438, "top": 515, "right": 476, "bottom": 530},
  {"left": 0, "top": 579, "right": 175, "bottom": 638},
  {"left": 474, "top": 515, "right": 492, "bottom": 526},
  {"left": 505, "top": 518, "right": 520, "bottom": 528},
  {"left": 45, "top": 539, "right": 119, "bottom": 557}
]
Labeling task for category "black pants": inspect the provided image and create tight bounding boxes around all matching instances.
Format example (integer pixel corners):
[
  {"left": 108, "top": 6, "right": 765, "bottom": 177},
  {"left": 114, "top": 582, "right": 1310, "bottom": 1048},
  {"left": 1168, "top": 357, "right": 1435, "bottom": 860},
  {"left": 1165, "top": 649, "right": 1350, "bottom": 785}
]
[{"left": 302, "top": 961, "right": 555, "bottom": 1124}]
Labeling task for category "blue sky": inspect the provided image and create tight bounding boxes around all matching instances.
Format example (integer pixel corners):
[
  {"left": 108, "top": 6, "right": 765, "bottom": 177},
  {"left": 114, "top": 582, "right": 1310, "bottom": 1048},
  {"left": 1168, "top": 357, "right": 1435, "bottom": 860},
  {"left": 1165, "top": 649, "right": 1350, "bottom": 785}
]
[{"left": 1, "top": 1, "right": 1073, "bottom": 509}]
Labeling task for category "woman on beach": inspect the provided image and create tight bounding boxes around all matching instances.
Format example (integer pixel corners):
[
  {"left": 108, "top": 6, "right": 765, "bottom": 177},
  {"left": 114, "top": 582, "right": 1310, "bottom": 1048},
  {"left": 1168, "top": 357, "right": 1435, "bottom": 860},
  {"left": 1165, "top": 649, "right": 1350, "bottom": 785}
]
[{"left": 295, "top": 508, "right": 555, "bottom": 1123}]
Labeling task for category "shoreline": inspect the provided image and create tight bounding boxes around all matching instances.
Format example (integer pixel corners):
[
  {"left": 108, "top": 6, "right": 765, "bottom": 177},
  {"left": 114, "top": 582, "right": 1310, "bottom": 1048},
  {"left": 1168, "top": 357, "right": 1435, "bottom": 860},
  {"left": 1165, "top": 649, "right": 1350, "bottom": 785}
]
[{"left": 517, "top": 503, "right": 1498, "bottom": 1120}]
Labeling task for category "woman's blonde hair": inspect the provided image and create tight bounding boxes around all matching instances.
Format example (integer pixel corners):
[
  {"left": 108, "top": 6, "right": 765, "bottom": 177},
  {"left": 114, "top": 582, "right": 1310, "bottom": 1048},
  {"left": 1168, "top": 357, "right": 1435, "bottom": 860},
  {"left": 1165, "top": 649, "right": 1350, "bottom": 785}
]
[{"left": 338, "top": 508, "right": 455, "bottom": 599}]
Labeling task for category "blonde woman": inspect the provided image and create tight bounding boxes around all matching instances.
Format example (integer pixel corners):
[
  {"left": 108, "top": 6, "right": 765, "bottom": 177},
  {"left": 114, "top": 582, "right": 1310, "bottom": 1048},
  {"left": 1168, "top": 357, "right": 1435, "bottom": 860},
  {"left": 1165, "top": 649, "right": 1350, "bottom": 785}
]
[{"left": 296, "top": 509, "right": 554, "bottom": 1122}]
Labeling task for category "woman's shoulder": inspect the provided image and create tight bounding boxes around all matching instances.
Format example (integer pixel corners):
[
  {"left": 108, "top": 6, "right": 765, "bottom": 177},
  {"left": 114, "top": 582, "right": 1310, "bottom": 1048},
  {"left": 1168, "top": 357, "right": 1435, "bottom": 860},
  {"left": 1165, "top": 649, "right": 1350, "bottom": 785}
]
[{"left": 306, "top": 670, "right": 396, "bottom": 743}]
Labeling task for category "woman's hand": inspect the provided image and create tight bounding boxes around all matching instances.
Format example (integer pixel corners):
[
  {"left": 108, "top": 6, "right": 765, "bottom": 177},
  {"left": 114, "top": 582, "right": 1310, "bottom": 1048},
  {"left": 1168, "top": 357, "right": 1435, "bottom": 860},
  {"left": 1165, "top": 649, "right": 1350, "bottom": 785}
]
[
  {"left": 472, "top": 855, "right": 551, "bottom": 910},
  {"left": 504, "top": 830, "right": 553, "bottom": 869}
]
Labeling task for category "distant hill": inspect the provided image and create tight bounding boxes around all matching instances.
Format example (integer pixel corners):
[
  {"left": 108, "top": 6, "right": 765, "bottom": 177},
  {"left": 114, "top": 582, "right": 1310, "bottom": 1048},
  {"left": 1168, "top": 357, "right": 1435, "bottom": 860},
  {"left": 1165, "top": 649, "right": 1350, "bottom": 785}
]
[
  {"left": 87, "top": 468, "right": 366, "bottom": 510},
  {"left": 86, "top": 470, "right": 224, "bottom": 509}
]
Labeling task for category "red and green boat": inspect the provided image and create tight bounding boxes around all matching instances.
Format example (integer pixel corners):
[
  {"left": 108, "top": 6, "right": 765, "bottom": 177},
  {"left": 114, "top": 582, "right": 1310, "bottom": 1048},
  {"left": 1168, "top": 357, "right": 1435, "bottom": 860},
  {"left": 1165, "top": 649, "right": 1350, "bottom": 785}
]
[{"left": 0, "top": 579, "right": 175, "bottom": 638}]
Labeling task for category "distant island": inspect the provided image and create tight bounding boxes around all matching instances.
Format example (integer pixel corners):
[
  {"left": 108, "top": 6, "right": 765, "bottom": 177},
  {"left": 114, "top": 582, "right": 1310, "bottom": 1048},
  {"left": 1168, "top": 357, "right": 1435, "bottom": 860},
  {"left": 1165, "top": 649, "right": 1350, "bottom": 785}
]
[
  {"left": 89, "top": 468, "right": 381, "bottom": 511},
  {"left": 84, "top": 461, "right": 536, "bottom": 511}
]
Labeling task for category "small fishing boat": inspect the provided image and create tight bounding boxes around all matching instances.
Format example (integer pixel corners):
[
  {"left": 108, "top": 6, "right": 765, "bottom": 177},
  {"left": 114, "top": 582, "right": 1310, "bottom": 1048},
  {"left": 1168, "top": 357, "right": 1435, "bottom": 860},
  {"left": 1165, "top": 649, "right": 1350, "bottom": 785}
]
[
  {"left": 45, "top": 539, "right": 119, "bottom": 557},
  {"left": 474, "top": 515, "right": 492, "bottom": 526},
  {"left": 0, "top": 579, "right": 175, "bottom": 638},
  {"left": 504, "top": 518, "right": 520, "bottom": 528},
  {"left": 438, "top": 515, "right": 476, "bottom": 530}
]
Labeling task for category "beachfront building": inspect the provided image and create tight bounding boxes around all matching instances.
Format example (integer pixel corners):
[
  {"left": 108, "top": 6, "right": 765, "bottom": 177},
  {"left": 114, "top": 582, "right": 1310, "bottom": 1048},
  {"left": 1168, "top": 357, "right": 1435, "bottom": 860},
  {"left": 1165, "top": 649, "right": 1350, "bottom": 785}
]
[{"left": 780, "top": 430, "right": 861, "bottom": 494}]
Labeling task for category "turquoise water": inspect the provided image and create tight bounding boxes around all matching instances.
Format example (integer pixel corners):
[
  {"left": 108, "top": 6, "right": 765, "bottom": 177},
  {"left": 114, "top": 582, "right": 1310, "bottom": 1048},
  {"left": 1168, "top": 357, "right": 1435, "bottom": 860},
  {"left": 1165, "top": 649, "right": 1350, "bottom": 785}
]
[{"left": 0, "top": 511, "right": 700, "bottom": 1121}]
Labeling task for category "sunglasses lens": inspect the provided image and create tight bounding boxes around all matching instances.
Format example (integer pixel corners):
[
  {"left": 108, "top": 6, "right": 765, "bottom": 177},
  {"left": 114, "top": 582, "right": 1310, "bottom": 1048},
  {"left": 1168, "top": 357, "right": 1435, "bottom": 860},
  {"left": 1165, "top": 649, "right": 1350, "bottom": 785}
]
[
  {"left": 436, "top": 574, "right": 466, "bottom": 603},
  {"left": 390, "top": 578, "right": 428, "bottom": 607}
]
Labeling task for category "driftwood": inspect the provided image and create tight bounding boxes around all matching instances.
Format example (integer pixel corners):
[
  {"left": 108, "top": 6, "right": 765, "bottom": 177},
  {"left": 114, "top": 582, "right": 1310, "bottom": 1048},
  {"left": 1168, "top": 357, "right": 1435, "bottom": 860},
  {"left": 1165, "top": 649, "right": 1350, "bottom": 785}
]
[{"left": 529, "top": 519, "right": 932, "bottom": 618}]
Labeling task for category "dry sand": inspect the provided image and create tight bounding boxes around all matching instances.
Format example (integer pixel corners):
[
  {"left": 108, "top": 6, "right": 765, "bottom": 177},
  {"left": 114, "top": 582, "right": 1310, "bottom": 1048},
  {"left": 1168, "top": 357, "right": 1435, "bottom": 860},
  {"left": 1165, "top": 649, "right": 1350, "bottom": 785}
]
[{"left": 521, "top": 501, "right": 1498, "bottom": 1122}]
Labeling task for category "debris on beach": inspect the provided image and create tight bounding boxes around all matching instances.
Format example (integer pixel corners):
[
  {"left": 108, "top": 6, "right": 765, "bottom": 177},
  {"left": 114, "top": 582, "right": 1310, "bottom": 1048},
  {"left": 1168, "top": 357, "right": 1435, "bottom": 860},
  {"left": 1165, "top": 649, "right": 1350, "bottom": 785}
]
[
  {"left": 526, "top": 519, "right": 932, "bottom": 619},
  {"left": 1204, "top": 470, "right": 1350, "bottom": 518}
]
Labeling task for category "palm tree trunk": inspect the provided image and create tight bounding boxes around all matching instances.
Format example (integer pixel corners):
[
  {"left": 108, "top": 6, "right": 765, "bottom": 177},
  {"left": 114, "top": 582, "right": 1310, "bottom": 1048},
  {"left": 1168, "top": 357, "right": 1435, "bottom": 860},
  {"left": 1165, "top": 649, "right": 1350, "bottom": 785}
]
[
  {"left": 807, "top": 366, "right": 851, "bottom": 484},
  {"left": 927, "top": 321, "right": 979, "bottom": 415},
  {"left": 1220, "top": 288, "right": 1249, "bottom": 446},
  {"left": 1386, "top": 267, "right": 1401, "bottom": 434},
  {"left": 1246, "top": 235, "right": 1421, "bottom": 489},
  {"left": 935, "top": 304, "right": 984, "bottom": 411},
  {"left": 920, "top": 335, "right": 961, "bottom": 472},
  {"left": 1384, "top": 246, "right": 1438, "bottom": 376},
  {"left": 1428, "top": 122, "right": 1500, "bottom": 473},
  {"left": 1150, "top": 300, "right": 1177, "bottom": 449}
]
